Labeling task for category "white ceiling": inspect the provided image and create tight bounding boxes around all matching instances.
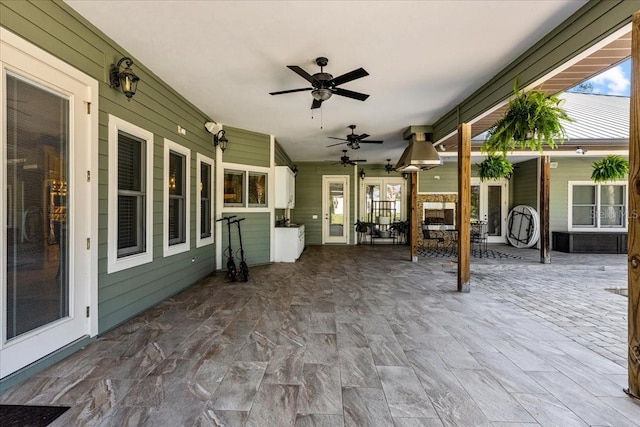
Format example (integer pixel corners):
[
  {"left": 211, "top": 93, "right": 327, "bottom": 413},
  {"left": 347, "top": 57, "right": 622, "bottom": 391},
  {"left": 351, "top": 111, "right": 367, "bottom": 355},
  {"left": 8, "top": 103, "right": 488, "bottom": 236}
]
[{"left": 65, "top": 0, "right": 588, "bottom": 164}]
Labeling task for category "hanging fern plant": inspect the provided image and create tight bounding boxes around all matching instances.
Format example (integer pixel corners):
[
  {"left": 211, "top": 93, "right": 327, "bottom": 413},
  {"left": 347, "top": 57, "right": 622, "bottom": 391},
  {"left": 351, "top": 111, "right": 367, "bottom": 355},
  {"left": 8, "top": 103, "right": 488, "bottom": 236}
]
[
  {"left": 591, "top": 155, "right": 629, "bottom": 182},
  {"left": 482, "top": 78, "right": 573, "bottom": 155},
  {"left": 478, "top": 155, "right": 514, "bottom": 181}
]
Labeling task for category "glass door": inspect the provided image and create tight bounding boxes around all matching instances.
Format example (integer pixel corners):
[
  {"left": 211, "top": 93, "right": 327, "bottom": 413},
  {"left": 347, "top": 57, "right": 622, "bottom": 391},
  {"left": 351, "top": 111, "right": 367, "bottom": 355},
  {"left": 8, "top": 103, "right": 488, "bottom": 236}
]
[
  {"left": 1, "top": 45, "right": 92, "bottom": 378},
  {"left": 470, "top": 178, "right": 508, "bottom": 243},
  {"left": 323, "top": 175, "right": 349, "bottom": 244}
]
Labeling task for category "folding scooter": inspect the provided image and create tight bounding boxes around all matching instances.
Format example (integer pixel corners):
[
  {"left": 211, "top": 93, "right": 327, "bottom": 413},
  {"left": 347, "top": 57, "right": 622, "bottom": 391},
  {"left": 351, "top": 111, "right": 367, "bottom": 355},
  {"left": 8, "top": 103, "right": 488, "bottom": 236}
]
[
  {"left": 232, "top": 217, "right": 249, "bottom": 282},
  {"left": 216, "top": 215, "right": 237, "bottom": 281}
]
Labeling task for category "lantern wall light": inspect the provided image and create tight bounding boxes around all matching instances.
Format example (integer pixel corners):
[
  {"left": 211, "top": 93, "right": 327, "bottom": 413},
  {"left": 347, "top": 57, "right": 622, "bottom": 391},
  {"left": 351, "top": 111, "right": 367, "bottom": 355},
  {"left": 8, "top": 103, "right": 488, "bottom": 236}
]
[
  {"left": 204, "top": 121, "right": 229, "bottom": 152},
  {"left": 109, "top": 57, "right": 140, "bottom": 100}
]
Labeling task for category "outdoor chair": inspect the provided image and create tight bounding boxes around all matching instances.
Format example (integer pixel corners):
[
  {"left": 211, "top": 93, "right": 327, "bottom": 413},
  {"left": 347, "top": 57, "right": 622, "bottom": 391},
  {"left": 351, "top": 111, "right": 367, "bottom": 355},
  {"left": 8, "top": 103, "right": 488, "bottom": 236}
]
[
  {"left": 471, "top": 221, "right": 488, "bottom": 256},
  {"left": 423, "top": 229, "right": 446, "bottom": 253}
]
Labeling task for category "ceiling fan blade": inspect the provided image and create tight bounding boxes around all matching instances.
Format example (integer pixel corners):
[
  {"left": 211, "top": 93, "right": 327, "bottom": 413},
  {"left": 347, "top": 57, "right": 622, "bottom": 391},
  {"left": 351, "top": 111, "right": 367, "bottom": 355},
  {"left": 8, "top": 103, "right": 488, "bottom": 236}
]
[
  {"left": 269, "top": 87, "right": 313, "bottom": 95},
  {"left": 287, "top": 65, "right": 318, "bottom": 85},
  {"left": 359, "top": 140, "right": 383, "bottom": 144},
  {"left": 333, "top": 87, "right": 370, "bottom": 101},
  {"left": 358, "top": 133, "right": 370, "bottom": 139},
  {"left": 326, "top": 141, "right": 347, "bottom": 147},
  {"left": 311, "top": 98, "right": 323, "bottom": 109},
  {"left": 350, "top": 159, "right": 367, "bottom": 163},
  {"left": 327, "top": 137, "right": 349, "bottom": 141},
  {"left": 330, "top": 67, "right": 369, "bottom": 86}
]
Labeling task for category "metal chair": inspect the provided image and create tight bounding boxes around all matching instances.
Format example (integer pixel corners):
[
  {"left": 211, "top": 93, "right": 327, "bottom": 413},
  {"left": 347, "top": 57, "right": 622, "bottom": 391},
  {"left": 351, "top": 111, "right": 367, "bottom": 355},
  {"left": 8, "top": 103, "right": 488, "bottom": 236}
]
[
  {"left": 470, "top": 221, "right": 488, "bottom": 256},
  {"left": 423, "top": 229, "right": 446, "bottom": 253}
]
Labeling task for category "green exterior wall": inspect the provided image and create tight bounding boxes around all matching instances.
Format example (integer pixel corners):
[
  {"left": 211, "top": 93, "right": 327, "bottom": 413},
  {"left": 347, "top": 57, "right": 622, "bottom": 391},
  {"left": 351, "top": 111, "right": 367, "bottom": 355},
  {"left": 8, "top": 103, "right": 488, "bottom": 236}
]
[
  {"left": 417, "top": 161, "right": 483, "bottom": 193},
  {"left": 291, "top": 163, "right": 358, "bottom": 245},
  {"left": 548, "top": 156, "right": 629, "bottom": 233},
  {"left": 274, "top": 140, "right": 293, "bottom": 167},
  {"left": 1, "top": 0, "right": 218, "bottom": 334},
  {"left": 510, "top": 159, "right": 538, "bottom": 209},
  {"left": 222, "top": 127, "right": 270, "bottom": 168},
  {"left": 220, "top": 212, "right": 271, "bottom": 266}
]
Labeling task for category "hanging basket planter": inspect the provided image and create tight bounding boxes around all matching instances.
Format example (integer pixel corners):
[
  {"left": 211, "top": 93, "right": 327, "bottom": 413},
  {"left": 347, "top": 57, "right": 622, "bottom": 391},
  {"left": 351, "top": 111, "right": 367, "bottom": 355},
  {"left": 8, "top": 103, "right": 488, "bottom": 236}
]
[
  {"left": 478, "top": 155, "right": 514, "bottom": 181},
  {"left": 482, "top": 78, "right": 573, "bottom": 155},
  {"left": 591, "top": 155, "right": 629, "bottom": 182}
]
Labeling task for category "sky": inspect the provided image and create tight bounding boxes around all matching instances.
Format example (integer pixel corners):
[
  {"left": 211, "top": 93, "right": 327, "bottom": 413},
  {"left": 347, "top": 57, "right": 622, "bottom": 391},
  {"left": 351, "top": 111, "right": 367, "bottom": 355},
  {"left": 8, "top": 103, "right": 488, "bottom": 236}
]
[{"left": 568, "top": 58, "right": 631, "bottom": 96}]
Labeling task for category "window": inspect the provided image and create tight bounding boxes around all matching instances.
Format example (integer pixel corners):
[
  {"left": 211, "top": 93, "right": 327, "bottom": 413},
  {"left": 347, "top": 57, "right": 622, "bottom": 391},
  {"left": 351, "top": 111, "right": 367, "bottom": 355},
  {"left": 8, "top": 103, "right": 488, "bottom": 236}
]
[
  {"left": 108, "top": 116, "right": 154, "bottom": 273},
  {"left": 569, "top": 182, "right": 627, "bottom": 230},
  {"left": 248, "top": 172, "right": 267, "bottom": 207},
  {"left": 224, "top": 170, "right": 245, "bottom": 206},
  {"left": 197, "top": 154, "right": 214, "bottom": 247},
  {"left": 164, "top": 140, "right": 190, "bottom": 256}
]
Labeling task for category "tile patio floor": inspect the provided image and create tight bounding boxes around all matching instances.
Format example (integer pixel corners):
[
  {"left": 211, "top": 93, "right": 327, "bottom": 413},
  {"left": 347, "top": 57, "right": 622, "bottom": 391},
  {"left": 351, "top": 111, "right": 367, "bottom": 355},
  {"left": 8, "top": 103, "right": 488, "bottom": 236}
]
[{"left": 1, "top": 244, "right": 638, "bottom": 426}]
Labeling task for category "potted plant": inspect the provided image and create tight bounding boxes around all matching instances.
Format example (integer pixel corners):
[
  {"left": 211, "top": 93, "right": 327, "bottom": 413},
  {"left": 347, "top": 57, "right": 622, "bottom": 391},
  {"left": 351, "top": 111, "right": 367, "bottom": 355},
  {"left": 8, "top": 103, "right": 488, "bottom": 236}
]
[
  {"left": 478, "top": 155, "right": 514, "bottom": 181},
  {"left": 591, "top": 155, "right": 629, "bottom": 182},
  {"left": 482, "top": 78, "right": 573, "bottom": 155}
]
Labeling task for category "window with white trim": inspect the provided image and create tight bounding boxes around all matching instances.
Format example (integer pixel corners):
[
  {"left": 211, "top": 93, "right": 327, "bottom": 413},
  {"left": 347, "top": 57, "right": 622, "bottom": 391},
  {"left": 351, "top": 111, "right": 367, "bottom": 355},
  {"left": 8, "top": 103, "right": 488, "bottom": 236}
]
[
  {"left": 223, "top": 169, "right": 268, "bottom": 208},
  {"left": 197, "top": 153, "right": 214, "bottom": 247},
  {"left": 107, "top": 116, "right": 154, "bottom": 273},
  {"left": 569, "top": 181, "right": 627, "bottom": 230},
  {"left": 164, "top": 139, "right": 190, "bottom": 256}
]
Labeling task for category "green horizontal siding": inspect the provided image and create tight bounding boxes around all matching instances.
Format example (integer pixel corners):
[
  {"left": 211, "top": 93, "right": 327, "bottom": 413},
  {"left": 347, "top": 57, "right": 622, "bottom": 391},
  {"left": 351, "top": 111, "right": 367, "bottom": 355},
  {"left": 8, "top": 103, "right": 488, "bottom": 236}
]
[
  {"left": 417, "top": 161, "right": 482, "bottom": 193},
  {"left": 291, "top": 163, "right": 356, "bottom": 245},
  {"left": 222, "top": 127, "right": 270, "bottom": 168},
  {"left": 274, "top": 140, "right": 292, "bottom": 167},
  {"left": 548, "top": 156, "right": 625, "bottom": 233},
  {"left": 1, "top": 0, "right": 221, "bottom": 334},
  {"left": 220, "top": 213, "right": 271, "bottom": 266},
  {"left": 511, "top": 159, "right": 538, "bottom": 209}
]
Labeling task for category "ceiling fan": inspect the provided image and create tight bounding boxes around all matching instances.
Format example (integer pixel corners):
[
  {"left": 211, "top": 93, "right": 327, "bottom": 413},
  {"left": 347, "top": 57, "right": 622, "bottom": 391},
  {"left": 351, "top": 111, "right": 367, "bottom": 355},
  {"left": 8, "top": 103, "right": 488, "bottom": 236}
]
[
  {"left": 334, "top": 149, "right": 367, "bottom": 166},
  {"left": 269, "top": 57, "right": 369, "bottom": 109},
  {"left": 326, "top": 124, "right": 383, "bottom": 150}
]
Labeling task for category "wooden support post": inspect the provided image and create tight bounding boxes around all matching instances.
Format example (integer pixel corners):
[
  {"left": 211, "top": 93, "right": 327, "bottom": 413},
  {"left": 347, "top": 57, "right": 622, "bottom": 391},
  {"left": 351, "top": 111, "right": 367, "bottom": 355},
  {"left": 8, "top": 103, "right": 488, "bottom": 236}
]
[
  {"left": 457, "top": 123, "right": 471, "bottom": 292},
  {"left": 410, "top": 172, "right": 418, "bottom": 262},
  {"left": 540, "top": 155, "right": 551, "bottom": 264},
  {"left": 627, "top": 10, "right": 640, "bottom": 400}
]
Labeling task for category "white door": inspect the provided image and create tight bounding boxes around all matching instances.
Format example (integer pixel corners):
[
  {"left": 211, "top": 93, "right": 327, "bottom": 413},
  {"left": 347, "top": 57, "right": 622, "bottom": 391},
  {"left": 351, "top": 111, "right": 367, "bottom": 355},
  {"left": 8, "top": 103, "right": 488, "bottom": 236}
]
[
  {"left": 471, "top": 178, "right": 508, "bottom": 243},
  {"left": 1, "top": 32, "right": 94, "bottom": 378},
  {"left": 322, "top": 175, "right": 349, "bottom": 244}
]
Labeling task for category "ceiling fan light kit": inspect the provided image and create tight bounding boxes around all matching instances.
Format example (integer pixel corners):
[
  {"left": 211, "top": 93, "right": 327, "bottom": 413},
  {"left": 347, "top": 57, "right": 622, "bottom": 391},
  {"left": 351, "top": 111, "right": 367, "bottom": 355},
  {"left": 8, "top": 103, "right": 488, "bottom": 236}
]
[
  {"left": 326, "top": 124, "right": 383, "bottom": 150},
  {"left": 270, "top": 57, "right": 370, "bottom": 109}
]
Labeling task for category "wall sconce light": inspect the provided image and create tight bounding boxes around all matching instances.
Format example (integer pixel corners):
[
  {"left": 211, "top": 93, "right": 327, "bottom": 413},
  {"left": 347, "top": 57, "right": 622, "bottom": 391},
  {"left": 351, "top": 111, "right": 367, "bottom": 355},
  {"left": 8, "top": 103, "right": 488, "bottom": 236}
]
[
  {"left": 214, "top": 130, "right": 228, "bottom": 152},
  {"left": 291, "top": 165, "right": 299, "bottom": 177},
  {"left": 575, "top": 146, "right": 587, "bottom": 155},
  {"left": 205, "top": 122, "right": 229, "bottom": 152},
  {"left": 109, "top": 57, "right": 140, "bottom": 100},
  {"left": 359, "top": 169, "right": 366, "bottom": 180},
  {"left": 402, "top": 172, "right": 409, "bottom": 180}
]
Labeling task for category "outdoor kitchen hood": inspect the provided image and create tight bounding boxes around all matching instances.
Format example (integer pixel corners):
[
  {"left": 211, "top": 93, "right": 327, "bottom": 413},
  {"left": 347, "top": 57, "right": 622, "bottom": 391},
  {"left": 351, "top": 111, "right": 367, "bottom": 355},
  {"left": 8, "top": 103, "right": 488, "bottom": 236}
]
[{"left": 395, "top": 133, "right": 443, "bottom": 172}]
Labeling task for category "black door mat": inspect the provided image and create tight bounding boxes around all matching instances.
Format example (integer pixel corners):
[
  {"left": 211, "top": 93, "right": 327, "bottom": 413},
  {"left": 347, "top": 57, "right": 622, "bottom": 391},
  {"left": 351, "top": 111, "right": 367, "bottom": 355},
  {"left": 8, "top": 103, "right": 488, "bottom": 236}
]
[{"left": 0, "top": 404, "right": 70, "bottom": 427}]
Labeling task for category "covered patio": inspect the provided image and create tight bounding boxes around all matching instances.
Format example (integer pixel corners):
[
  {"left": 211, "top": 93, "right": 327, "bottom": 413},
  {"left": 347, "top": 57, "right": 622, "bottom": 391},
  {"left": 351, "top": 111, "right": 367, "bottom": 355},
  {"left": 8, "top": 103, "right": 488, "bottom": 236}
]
[{"left": 0, "top": 245, "right": 635, "bottom": 426}]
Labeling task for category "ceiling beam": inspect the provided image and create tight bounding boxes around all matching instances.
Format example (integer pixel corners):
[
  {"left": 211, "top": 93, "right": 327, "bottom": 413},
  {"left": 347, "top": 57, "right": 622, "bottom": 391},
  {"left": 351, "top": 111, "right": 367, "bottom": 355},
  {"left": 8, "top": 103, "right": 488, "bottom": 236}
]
[{"left": 431, "top": 0, "right": 637, "bottom": 143}]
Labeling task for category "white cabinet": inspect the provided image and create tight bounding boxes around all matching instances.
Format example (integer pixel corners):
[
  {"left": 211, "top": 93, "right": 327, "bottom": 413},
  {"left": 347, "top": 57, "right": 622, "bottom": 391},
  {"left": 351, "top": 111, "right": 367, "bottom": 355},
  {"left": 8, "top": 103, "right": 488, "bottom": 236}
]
[
  {"left": 274, "top": 224, "right": 305, "bottom": 262},
  {"left": 275, "top": 166, "right": 295, "bottom": 209}
]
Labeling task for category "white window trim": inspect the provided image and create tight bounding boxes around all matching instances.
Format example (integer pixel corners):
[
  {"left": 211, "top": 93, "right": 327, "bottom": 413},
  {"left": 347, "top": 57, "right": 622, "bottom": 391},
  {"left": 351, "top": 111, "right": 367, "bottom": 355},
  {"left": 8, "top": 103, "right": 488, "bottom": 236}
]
[
  {"left": 196, "top": 153, "right": 214, "bottom": 248},
  {"left": 568, "top": 180, "right": 628, "bottom": 232},
  {"left": 220, "top": 161, "right": 271, "bottom": 213},
  {"left": 107, "top": 115, "right": 154, "bottom": 273},
  {"left": 164, "top": 139, "right": 191, "bottom": 257}
]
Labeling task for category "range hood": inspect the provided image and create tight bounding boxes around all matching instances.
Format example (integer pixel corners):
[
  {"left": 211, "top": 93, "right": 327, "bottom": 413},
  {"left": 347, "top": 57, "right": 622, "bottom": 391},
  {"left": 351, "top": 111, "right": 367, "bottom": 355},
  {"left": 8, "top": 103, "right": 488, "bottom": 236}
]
[{"left": 395, "top": 133, "right": 443, "bottom": 172}]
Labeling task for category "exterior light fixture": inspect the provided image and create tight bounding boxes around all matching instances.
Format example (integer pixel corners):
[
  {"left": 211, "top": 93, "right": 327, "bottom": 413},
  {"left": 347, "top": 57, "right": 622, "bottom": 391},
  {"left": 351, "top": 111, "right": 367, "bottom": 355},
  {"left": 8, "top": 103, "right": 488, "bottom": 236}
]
[
  {"left": 575, "top": 146, "right": 586, "bottom": 155},
  {"left": 402, "top": 172, "right": 409, "bottom": 180},
  {"left": 204, "top": 121, "right": 229, "bottom": 152},
  {"left": 311, "top": 88, "right": 332, "bottom": 101},
  {"left": 214, "top": 130, "right": 228, "bottom": 152},
  {"left": 109, "top": 57, "right": 139, "bottom": 100},
  {"left": 291, "top": 165, "right": 299, "bottom": 177},
  {"left": 359, "top": 168, "right": 366, "bottom": 180}
]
